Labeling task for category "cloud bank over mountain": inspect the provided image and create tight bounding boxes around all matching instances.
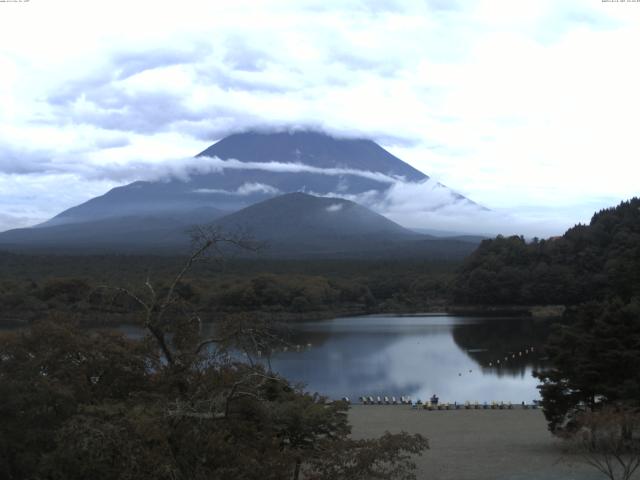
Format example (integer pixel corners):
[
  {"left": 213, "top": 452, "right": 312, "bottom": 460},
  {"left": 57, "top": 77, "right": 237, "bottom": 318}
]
[{"left": 1, "top": 0, "right": 638, "bottom": 235}]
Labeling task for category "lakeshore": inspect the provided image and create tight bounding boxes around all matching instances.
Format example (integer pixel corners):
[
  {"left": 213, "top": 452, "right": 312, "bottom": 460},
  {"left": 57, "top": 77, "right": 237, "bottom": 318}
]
[{"left": 348, "top": 405, "right": 605, "bottom": 480}]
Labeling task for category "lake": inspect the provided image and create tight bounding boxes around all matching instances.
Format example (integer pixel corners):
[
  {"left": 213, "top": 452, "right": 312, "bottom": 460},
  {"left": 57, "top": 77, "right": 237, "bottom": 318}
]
[
  {"left": 2, "top": 313, "right": 552, "bottom": 404},
  {"left": 265, "top": 314, "right": 552, "bottom": 404}
]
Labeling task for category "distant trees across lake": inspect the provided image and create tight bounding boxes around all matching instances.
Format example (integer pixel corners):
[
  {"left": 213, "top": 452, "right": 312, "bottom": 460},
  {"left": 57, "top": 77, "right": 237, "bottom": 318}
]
[{"left": 0, "top": 256, "right": 458, "bottom": 328}]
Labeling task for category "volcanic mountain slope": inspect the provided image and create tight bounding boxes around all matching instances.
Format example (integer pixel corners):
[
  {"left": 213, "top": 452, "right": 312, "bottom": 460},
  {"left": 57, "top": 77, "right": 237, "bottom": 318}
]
[
  {"left": 0, "top": 192, "right": 479, "bottom": 258},
  {"left": 196, "top": 130, "right": 426, "bottom": 180},
  {"left": 213, "top": 193, "right": 478, "bottom": 258},
  {"left": 36, "top": 130, "right": 461, "bottom": 228},
  {"left": 0, "top": 207, "right": 225, "bottom": 252},
  {"left": 216, "top": 192, "right": 413, "bottom": 253},
  {"left": 0, "top": 130, "right": 482, "bottom": 256}
]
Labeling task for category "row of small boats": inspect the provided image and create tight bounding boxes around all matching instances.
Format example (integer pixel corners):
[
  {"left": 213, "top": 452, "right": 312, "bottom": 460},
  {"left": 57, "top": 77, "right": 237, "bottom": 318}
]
[
  {"left": 345, "top": 396, "right": 541, "bottom": 409},
  {"left": 415, "top": 401, "right": 539, "bottom": 410},
  {"left": 353, "top": 396, "right": 413, "bottom": 405}
]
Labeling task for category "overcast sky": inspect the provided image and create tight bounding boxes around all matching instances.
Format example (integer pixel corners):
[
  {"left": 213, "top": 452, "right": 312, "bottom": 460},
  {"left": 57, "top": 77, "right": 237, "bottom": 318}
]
[{"left": 0, "top": 0, "right": 639, "bottom": 235}]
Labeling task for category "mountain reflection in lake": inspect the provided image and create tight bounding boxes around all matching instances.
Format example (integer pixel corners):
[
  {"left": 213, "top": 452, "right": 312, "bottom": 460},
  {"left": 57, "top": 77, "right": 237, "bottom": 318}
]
[{"left": 267, "top": 315, "right": 552, "bottom": 403}]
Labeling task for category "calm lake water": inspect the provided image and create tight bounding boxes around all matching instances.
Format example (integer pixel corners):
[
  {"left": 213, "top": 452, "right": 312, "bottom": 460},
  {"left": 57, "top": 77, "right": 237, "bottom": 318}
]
[
  {"left": 265, "top": 314, "right": 551, "bottom": 404},
  {"left": 2, "top": 314, "right": 552, "bottom": 404}
]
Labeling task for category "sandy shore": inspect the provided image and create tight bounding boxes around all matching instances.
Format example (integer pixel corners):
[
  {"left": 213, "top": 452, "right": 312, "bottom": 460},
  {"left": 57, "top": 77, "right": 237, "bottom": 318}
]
[{"left": 348, "top": 405, "right": 607, "bottom": 480}]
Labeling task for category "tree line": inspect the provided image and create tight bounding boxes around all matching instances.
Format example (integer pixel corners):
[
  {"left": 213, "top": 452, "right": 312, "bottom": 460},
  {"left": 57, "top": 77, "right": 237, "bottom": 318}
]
[
  {"left": 0, "top": 258, "right": 456, "bottom": 327},
  {"left": 453, "top": 198, "right": 640, "bottom": 306}
]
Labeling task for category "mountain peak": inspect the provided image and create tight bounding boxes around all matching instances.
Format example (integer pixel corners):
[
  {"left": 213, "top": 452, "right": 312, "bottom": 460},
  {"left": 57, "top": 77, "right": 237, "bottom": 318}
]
[
  {"left": 0, "top": 129, "right": 480, "bottom": 252},
  {"left": 197, "top": 130, "right": 427, "bottom": 182},
  {"left": 212, "top": 191, "right": 419, "bottom": 256}
]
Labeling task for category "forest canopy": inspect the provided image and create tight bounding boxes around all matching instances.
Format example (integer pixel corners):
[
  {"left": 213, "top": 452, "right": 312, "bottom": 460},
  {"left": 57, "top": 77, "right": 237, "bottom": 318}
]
[{"left": 453, "top": 198, "right": 640, "bottom": 306}]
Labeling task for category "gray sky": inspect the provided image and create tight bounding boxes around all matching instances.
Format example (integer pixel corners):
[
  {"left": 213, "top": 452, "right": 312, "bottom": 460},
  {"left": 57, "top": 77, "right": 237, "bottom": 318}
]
[{"left": 0, "top": 0, "right": 638, "bottom": 236}]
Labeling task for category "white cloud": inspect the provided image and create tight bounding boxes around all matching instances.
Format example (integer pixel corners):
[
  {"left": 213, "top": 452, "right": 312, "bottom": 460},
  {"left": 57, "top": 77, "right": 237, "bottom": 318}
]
[
  {"left": 0, "top": 0, "right": 639, "bottom": 233},
  {"left": 315, "top": 179, "right": 556, "bottom": 237},
  {"left": 236, "top": 183, "right": 280, "bottom": 196},
  {"left": 194, "top": 182, "right": 281, "bottom": 196},
  {"left": 36, "top": 155, "right": 403, "bottom": 185},
  {"left": 326, "top": 203, "right": 344, "bottom": 212}
]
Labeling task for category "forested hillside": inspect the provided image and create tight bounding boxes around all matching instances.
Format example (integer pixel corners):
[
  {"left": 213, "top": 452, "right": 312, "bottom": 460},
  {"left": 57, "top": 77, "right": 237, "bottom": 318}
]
[
  {"left": 453, "top": 198, "right": 640, "bottom": 305},
  {"left": 0, "top": 255, "right": 455, "bottom": 327}
]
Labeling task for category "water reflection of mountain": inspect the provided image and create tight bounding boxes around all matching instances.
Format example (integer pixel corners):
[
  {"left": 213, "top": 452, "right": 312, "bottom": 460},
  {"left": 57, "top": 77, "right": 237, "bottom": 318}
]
[
  {"left": 452, "top": 318, "right": 553, "bottom": 377},
  {"left": 239, "top": 315, "right": 552, "bottom": 402}
]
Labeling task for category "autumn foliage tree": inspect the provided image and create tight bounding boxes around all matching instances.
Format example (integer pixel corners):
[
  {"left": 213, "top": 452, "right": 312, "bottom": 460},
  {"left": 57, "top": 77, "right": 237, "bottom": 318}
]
[{"left": 0, "top": 228, "right": 428, "bottom": 479}]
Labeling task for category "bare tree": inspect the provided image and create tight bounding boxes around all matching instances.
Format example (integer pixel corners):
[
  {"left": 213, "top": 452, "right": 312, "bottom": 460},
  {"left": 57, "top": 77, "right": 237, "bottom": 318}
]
[
  {"left": 570, "top": 406, "right": 640, "bottom": 480},
  {"left": 94, "top": 226, "right": 429, "bottom": 479},
  {"left": 100, "top": 226, "right": 290, "bottom": 418},
  {"left": 104, "top": 226, "right": 268, "bottom": 366}
]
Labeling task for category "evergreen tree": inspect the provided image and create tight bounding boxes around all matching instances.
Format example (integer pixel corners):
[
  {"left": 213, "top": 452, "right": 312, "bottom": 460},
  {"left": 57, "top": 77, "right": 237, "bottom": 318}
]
[{"left": 535, "top": 298, "right": 640, "bottom": 433}]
